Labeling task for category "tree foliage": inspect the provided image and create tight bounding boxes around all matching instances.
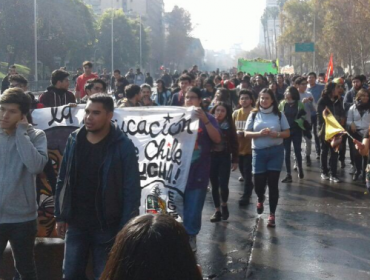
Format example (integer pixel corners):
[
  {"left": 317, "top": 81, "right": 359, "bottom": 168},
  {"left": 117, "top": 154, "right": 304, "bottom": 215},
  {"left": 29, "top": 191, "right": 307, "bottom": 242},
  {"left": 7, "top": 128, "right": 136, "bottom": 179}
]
[
  {"left": 164, "top": 6, "right": 193, "bottom": 69},
  {"left": 279, "top": 0, "right": 370, "bottom": 74},
  {"left": 96, "top": 9, "right": 149, "bottom": 71}
]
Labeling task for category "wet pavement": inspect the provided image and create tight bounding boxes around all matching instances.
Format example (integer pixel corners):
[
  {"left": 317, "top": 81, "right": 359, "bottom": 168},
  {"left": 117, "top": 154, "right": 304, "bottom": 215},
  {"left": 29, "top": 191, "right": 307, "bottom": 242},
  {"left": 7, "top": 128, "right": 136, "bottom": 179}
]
[
  {"left": 1, "top": 157, "right": 370, "bottom": 279},
  {"left": 198, "top": 157, "right": 370, "bottom": 279}
]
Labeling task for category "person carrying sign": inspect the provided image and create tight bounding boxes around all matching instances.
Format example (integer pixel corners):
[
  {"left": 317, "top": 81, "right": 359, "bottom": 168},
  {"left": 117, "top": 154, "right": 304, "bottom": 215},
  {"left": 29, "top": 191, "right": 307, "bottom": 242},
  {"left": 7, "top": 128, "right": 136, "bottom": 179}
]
[
  {"left": 177, "top": 87, "right": 221, "bottom": 252},
  {"left": 55, "top": 94, "right": 141, "bottom": 280}
]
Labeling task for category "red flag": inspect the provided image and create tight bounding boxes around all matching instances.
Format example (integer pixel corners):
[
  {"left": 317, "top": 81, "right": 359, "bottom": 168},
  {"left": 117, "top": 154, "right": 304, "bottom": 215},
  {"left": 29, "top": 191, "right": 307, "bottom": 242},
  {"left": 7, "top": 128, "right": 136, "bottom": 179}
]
[{"left": 325, "top": 54, "right": 334, "bottom": 82}]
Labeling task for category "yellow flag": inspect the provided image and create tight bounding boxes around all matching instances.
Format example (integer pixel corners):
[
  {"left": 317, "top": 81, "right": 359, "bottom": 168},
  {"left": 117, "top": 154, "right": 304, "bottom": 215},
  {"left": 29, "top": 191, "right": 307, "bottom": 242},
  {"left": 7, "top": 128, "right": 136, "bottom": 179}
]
[{"left": 323, "top": 110, "right": 345, "bottom": 141}]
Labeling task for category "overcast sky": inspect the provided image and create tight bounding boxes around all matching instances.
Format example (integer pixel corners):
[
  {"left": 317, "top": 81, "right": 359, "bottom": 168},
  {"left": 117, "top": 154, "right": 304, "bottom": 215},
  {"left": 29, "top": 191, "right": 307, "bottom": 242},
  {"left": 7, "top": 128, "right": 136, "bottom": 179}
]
[{"left": 164, "top": 0, "right": 266, "bottom": 52}]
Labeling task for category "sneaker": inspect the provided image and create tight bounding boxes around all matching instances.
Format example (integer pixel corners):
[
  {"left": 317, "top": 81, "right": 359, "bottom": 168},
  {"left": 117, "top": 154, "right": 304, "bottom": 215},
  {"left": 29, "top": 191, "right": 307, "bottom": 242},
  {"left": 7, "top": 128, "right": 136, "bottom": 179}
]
[
  {"left": 353, "top": 172, "right": 360, "bottom": 182},
  {"left": 210, "top": 211, "right": 222, "bottom": 223},
  {"left": 239, "top": 196, "right": 250, "bottom": 206},
  {"left": 316, "top": 154, "right": 320, "bottom": 160},
  {"left": 281, "top": 174, "right": 293, "bottom": 183},
  {"left": 340, "top": 161, "right": 345, "bottom": 169},
  {"left": 293, "top": 164, "right": 298, "bottom": 171},
  {"left": 267, "top": 214, "right": 276, "bottom": 228},
  {"left": 189, "top": 235, "right": 197, "bottom": 252},
  {"left": 298, "top": 169, "right": 304, "bottom": 179},
  {"left": 238, "top": 176, "right": 244, "bottom": 182},
  {"left": 221, "top": 205, "right": 229, "bottom": 220},
  {"left": 257, "top": 202, "right": 264, "bottom": 215},
  {"left": 306, "top": 156, "right": 311, "bottom": 167},
  {"left": 321, "top": 173, "right": 330, "bottom": 180},
  {"left": 349, "top": 166, "right": 355, "bottom": 175},
  {"left": 330, "top": 176, "right": 341, "bottom": 183}
]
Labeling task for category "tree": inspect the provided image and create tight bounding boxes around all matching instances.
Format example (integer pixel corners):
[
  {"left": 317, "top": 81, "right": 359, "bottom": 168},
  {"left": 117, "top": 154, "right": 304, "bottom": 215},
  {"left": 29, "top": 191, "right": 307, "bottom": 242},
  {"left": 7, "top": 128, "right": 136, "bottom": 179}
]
[
  {"left": 164, "top": 6, "right": 193, "bottom": 70},
  {"left": 268, "top": 6, "right": 280, "bottom": 59},
  {"left": 37, "top": 0, "right": 96, "bottom": 72},
  {"left": 96, "top": 9, "right": 149, "bottom": 71},
  {"left": 261, "top": 12, "right": 269, "bottom": 59},
  {"left": 278, "top": 0, "right": 370, "bottom": 74},
  {"left": 0, "top": 0, "right": 96, "bottom": 77},
  {"left": 0, "top": 0, "right": 34, "bottom": 67}
]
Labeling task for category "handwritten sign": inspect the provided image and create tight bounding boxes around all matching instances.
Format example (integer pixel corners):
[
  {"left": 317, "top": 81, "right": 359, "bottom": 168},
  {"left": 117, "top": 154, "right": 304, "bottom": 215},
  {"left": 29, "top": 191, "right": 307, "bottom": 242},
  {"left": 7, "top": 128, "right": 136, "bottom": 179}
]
[{"left": 32, "top": 105, "right": 199, "bottom": 236}]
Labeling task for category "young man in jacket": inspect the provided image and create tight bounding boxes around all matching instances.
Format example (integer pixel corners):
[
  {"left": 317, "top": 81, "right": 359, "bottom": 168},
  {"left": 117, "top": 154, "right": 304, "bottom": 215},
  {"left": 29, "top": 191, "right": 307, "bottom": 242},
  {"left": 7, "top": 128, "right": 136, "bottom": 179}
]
[
  {"left": 0, "top": 88, "right": 48, "bottom": 280},
  {"left": 55, "top": 94, "right": 141, "bottom": 280},
  {"left": 39, "top": 69, "right": 76, "bottom": 108}
]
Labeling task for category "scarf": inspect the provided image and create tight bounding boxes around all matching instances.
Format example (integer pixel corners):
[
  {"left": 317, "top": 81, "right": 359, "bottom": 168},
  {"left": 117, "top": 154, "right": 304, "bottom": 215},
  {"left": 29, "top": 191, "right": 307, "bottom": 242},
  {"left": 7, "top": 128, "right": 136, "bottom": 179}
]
[{"left": 259, "top": 106, "right": 274, "bottom": 114}]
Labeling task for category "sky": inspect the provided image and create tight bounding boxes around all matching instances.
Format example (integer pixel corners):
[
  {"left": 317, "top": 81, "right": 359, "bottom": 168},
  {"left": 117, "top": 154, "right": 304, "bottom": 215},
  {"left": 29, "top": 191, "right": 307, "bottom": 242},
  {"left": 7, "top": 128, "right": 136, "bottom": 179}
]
[{"left": 164, "top": 0, "right": 266, "bottom": 52}]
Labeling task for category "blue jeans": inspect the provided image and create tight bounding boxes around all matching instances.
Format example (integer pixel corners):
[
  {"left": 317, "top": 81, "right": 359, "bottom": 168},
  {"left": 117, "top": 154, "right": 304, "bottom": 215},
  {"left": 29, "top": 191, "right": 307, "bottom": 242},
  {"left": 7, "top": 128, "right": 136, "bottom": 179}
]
[
  {"left": 283, "top": 130, "right": 303, "bottom": 174},
  {"left": 0, "top": 220, "right": 38, "bottom": 280},
  {"left": 252, "top": 145, "right": 284, "bottom": 174},
  {"left": 63, "top": 225, "right": 118, "bottom": 280},
  {"left": 175, "top": 188, "right": 207, "bottom": 236}
]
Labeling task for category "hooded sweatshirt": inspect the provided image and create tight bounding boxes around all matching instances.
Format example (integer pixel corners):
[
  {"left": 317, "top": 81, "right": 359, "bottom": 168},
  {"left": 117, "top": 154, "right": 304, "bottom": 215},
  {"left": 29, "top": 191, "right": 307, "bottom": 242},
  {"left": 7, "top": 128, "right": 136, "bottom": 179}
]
[
  {"left": 39, "top": 86, "right": 76, "bottom": 108},
  {"left": 0, "top": 124, "right": 48, "bottom": 223}
]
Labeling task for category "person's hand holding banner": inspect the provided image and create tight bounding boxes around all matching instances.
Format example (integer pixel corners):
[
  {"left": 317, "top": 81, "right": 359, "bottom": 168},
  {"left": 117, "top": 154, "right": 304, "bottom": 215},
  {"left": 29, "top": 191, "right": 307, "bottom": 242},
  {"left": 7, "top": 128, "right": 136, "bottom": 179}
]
[{"left": 354, "top": 139, "right": 365, "bottom": 150}]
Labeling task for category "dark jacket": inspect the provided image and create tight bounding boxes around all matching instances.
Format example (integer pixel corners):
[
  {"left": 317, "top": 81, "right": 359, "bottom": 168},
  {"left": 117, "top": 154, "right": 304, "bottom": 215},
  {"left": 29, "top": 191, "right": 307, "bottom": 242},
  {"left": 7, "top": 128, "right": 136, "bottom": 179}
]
[
  {"left": 170, "top": 91, "right": 184, "bottom": 106},
  {"left": 317, "top": 96, "right": 345, "bottom": 140},
  {"left": 39, "top": 86, "right": 76, "bottom": 108},
  {"left": 343, "top": 88, "right": 357, "bottom": 113},
  {"left": 1, "top": 74, "right": 10, "bottom": 94},
  {"left": 212, "top": 121, "right": 239, "bottom": 163},
  {"left": 54, "top": 122, "right": 141, "bottom": 229},
  {"left": 145, "top": 76, "right": 154, "bottom": 87}
]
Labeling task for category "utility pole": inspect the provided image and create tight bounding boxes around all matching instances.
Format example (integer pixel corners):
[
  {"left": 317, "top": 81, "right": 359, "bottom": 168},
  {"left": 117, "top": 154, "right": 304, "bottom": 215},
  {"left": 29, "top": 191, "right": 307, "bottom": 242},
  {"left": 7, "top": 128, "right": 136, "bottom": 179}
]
[
  {"left": 111, "top": 0, "right": 114, "bottom": 75},
  {"left": 139, "top": 14, "right": 142, "bottom": 70},
  {"left": 313, "top": 8, "right": 316, "bottom": 72},
  {"left": 34, "top": 0, "right": 38, "bottom": 82}
]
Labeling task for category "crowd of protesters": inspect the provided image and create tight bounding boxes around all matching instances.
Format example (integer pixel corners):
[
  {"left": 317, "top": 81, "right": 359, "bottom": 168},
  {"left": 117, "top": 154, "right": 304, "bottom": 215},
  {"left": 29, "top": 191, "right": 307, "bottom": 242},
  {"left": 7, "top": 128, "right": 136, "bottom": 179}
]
[{"left": 1, "top": 61, "right": 370, "bottom": 279}]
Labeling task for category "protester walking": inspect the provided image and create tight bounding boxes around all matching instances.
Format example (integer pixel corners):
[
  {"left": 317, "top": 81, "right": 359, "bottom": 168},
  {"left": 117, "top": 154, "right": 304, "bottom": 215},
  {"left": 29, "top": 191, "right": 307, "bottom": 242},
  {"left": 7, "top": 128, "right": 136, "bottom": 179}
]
[
  {"left": 279, "top": 86, "right": 307, "bottom": 182},
  {"left": 245, "top": 89, "right": 290, "bottom": 227},
  {"left": 55, "top": 94, "right": 141, "bottom": 280},
  {"left": 232, "top": 90, "right": 255, "bottom": 205},
  {"left": 317, "top": 82, "right": 346, "bottom": 183},
  {"left": 176, "top": 87, "right": 221, "bottom": 251},
  {"left": 347, "top": 89, "right": 370, "bottom": 181},
  {"left": 209, "top": 103, "right": 239, "bottom": 222}
]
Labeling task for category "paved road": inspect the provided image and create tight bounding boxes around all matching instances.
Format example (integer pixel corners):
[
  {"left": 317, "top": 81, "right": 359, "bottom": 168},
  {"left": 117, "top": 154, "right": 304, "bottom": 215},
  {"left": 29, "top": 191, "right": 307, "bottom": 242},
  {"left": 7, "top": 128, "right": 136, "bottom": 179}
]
[
  {"left": 198, "top": 157, "right": 370, "bottom": 279},
  {"left": 1, "top": 157, "right": 370, "bottom": 280}
]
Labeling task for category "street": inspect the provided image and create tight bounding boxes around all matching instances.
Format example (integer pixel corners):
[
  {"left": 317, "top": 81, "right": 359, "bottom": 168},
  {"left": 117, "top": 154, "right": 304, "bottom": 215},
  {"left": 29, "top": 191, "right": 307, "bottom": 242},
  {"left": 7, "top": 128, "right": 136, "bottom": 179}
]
[
  {"left": 198, "top": 156, "right": 370, "bottom": 279},
  {"left": 1, "top": 156, "right": 370, "bottom": 280}
]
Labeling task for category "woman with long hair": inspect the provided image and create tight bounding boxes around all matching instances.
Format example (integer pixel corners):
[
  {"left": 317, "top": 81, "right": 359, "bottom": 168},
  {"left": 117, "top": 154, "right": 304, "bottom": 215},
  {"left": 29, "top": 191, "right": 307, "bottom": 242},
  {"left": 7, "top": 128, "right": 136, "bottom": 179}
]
[
  {"left": 209, "top": 102, "right": 239, "bottom": 222},
  {"left": 269, "top": 81, "right": 284, "bottom": 102},
  {"left": 100, "top": 214, "right": 203, "bottom": 280},
  {"left": 245, "top": 88, "right": 290, "bottom": 227},
  {"left": 347, "top": 88, "right": 370, "bottom": 181},
  {"left": 317, "top": 82, "right": 346, "bottom": 183},
  {"left": 279, "top": 86, "right": 307, "bottom": 182},
  {"left": 210, "top": 88, "right": 231, "bottom": 108},
  {"left": 152, "top": 79, "right": 171, "bottom": 105}
]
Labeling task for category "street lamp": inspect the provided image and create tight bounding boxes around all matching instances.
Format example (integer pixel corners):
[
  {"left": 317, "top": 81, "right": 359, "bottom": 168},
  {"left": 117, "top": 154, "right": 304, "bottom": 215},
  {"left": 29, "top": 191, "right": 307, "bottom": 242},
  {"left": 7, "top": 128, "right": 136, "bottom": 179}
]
[
  {"left": 34, "top": 0, "right": 38, "bottom": 82},
  {"left": 111, "top": 0, "right": 114, "bottom": 76},
  {"left": 139, "top": 14, "right": 142, "bottom": 70}
]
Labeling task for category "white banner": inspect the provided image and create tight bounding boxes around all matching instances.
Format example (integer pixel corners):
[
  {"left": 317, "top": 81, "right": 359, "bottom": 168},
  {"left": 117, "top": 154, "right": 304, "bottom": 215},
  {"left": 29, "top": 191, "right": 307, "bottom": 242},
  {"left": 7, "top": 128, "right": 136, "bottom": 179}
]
[{"left": 32, "top": 105, "right": 198, "bottom": 231}]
